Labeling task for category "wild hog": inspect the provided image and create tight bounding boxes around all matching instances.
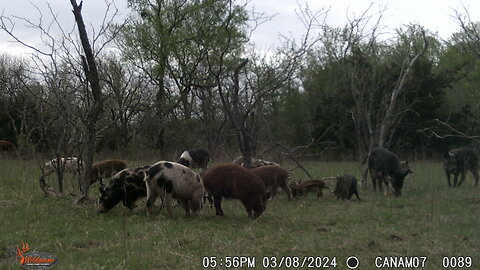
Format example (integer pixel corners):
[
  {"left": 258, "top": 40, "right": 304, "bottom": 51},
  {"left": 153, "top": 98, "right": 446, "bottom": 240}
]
[
  {"left": 368, "top": 147, "right": 411, "bottom": 196},
  {"left": 178, "top": 149, "right": 212, "bottom": 170},
  {"left": 0, "top": 140, "right": 15, "bottom": 153},
  {"left": 203, "top": 164, "right": 269, "bottom": 219},
  {"left": 250, "top": 165, "right": 292, "bottom": 200},
  {"left": 444, "top": 147, "right": 479, "bottom": 187},
  {"left": 289, "top": 179, "right": 329, "bottom": 199},
  {"left": 232, "top": 155, "right": 256, "bottom": 166},
  {"left": 333, "top": 174, "right": 361, "bottom": 200},
  {"left": 91, "top": 159, "right": 127, "bottom": 185},
  {"left": 97, "top": 166, "right": 149, "bottom": 213},
  {"left": 42, "top": 157, "right": 82, "bottom": 177},
  {"left": 144, "top": 161, "right": 205, "bottom": 218}
]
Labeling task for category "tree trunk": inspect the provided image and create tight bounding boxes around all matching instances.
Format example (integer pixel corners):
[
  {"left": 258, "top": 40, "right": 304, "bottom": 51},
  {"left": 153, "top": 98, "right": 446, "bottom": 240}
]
[
  {"left": 240, "top": 129, "right": 253, "bottom": 168},
  {"left": 79, "top": 126, "right": 96, "bottom": 196},
  {"left": 155, "top": 62, "right": 167, "bottom": 151},
  {"left": 70, "top": 0, "right": 104, "bottom": 204},
  {"left": 378, "top": 30, "right": 428, "bottom": 147}
]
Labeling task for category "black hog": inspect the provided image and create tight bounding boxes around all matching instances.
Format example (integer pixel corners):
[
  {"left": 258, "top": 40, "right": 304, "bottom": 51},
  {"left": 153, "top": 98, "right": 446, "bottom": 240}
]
[
  {"left": 97, "top": 166, "right": 149, "bottom": 213},
  {"left": 203, "top": 164, "right": 269, "bottom": 219},
  {"left": 443, "top": 147, "right": 479, "bottom": 187},
  {"left": 333, "top": 174, "right": 361, "bottom": 200},
  {"left": 368, "top": 147, "right": 412, "bottom": 196},
  {"left": 178, "top": 149, "right": 212, "bottom": 170}
]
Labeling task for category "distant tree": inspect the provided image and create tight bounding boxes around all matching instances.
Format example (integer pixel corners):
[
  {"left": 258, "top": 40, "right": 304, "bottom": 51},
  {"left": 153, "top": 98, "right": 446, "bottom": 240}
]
[
  {"left": 116, "top": 0, "right": 249, "bottom": 151},
  {"left": 418, "top": 7, "right": 480, "bottom": 147},
  {"left": 273, "top": 86, "right": 313, "bottom": 147},
  {"left": 205, "top": 4, "right": 325, "bottom": 167},
  {"left": 99, "top": 54, "right": 150, "bottom": 155},
  {"left": 0, "top": 15, "right": 88, "bottom": 191},
  {"left": 0, "top": 54, "right": 34, "bottom": 146},
  {"left": 298, "top": 4, "right": 430, "bottom": 185},
  {"left": 0, "top": 0, "right": 123, "bottom": 197},
  {"left": 452, "top": 6, "right": 480, "bottom": 57}
]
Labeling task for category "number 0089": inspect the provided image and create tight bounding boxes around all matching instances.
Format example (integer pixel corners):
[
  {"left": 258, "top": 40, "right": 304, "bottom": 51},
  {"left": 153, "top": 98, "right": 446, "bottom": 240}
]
[{"left": 442, "top": 256, "right": 472, "bottom": 268}]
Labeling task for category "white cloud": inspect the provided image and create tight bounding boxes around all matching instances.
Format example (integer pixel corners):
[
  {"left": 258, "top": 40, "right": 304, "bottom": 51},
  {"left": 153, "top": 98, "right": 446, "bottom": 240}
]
[
  {"left": 1, "top": 0, "right": 478, "bottom": 56},
  {"left": 0, "top": 0, "right": 129, "bottom": 56},
  {"left": 247, "top": 0, "right": 477, "bottom": 48}
]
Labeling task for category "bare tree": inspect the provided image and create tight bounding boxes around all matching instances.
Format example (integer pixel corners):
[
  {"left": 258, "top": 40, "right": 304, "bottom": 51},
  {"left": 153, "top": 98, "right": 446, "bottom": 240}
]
[
  {"left": 0, "top": 55, "right": 37, "bottom": 149},
  {"left": 69, "top": 0, "right": 105, "bottom": 203},
  {"left": 100, "top": 54, "right": 150, "bottom": 156},
  {"left": 419, "top": 7, "right": 480, "bottom": 145},
  {"left": 452, "top": 5, "right": 480, "bottom": 57},
  {"left": 205, "top": 3, "right": 325, "bottom": 167},
  {"left": 0, "top": 12, "right": 87, "bottom": 191},
  {"left": 316, "top": 4, "right": 429, "bottom": 186},
  {"left": 1, "top": 0, "right": 123, "bottom": 198}
]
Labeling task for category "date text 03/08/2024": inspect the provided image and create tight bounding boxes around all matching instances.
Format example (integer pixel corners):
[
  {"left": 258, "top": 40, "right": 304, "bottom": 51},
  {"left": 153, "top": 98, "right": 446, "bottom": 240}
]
[
  {"left": 202, "top": 256, "right": 339, "bottom": 269},
  {"left": 202, "top": 255, "right": 474, "bottom": 269}
]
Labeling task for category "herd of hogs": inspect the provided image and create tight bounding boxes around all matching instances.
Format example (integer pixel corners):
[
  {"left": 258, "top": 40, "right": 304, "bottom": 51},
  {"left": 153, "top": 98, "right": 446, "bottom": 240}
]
[{"left": 1, "top": 139, "right": 479, "bottom": 219}]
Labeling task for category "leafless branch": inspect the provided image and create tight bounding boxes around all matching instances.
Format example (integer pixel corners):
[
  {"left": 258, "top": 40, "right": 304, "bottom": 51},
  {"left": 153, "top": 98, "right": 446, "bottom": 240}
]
[{"left": 417, "top": 119, "right": 480, "bottom": 143}]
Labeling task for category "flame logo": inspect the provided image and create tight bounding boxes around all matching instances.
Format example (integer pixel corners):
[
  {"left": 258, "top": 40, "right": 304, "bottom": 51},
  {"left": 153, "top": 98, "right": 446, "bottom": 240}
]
[{"left": 15, "top": 241, "right": 30, "bottom": 265}]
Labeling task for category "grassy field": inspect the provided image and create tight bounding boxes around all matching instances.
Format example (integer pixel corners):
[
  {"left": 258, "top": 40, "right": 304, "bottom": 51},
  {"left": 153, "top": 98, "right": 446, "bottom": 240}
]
[{"left": 0, "top": 157, "right": 479, "bottom": 269}]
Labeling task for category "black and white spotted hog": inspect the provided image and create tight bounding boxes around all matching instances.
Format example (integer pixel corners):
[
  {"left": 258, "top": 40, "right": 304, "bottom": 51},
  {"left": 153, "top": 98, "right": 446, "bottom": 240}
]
[
  {"left": 97, "top": 166, "right": 149, "bottom": 213},
  {"left": 42, "top": 157, "right": 83, "bottom": 177},
  {"left": 144, "top": 161, "right": 205, "bottom": 218}
]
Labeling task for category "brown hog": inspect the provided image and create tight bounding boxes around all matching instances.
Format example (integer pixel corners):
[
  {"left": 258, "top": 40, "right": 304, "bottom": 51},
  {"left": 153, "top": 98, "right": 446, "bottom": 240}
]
[
  {"left": 289, "top": 180, "right": 302, "bottom": 197},
  {"left": 203, "top": 164, "right": 269, "bottom": 219},
  {"left": 91, "top": 159, "right": 127, "bottom": 184},
  {"left": 0, "top": 140, "right": 15, "bottom": 153},
  {"left": 289, "top": 179, "right": 329, "bottom": 199},
  {"left": 251, "top": 165, "right": 292, "bottom": 200}
]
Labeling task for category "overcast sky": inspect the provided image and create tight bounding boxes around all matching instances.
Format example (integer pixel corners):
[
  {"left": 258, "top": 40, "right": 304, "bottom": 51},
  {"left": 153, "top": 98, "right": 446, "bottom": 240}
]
[{"left": 0, "top": 0, "right": 478, "bottom": 56}]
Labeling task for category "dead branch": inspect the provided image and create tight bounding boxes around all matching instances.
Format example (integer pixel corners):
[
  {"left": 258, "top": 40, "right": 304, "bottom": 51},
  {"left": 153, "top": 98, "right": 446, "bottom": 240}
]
[
  {"left": 417, "top": 119, "right": 480, "bottom": 143},
  {"left": 288, "top": 156, "right": 314, "bottom": 179},
  {"left": 39, "top": 176, "right": 61, "bottom": 198},
  {"left": 39, "top": 165, "right": 77, "bottom": 198},
  {"left": 378, "top": 28, "right": 428, "bottom": 146}
]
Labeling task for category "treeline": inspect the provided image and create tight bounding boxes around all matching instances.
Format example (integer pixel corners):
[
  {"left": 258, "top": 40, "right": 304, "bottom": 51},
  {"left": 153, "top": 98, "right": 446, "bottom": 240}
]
[{"left": 1, "top": 1, "right": 479, "bottom": 161}]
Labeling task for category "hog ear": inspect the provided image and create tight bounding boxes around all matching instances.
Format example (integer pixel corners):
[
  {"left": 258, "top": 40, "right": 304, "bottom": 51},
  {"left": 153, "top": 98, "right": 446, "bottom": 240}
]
[{"left": 266, "top": 192, "right": 272, "bottom": 200}]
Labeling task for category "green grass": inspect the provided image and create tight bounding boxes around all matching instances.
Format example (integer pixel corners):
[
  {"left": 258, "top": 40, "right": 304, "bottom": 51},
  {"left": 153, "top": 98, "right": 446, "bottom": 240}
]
[{"left": 0, "top": 157, "right": 479, "bottom": 269}]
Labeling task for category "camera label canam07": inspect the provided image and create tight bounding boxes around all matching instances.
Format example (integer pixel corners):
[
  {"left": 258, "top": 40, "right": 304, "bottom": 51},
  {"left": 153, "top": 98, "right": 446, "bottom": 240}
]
[{"left": 374, "top": 256, "right": 428, "bottom": 268}]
